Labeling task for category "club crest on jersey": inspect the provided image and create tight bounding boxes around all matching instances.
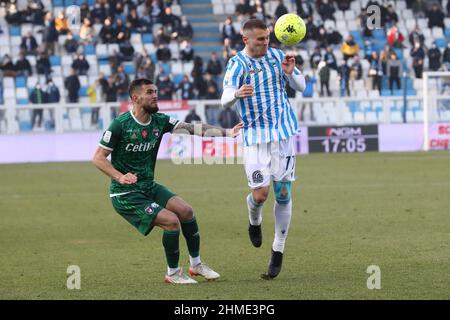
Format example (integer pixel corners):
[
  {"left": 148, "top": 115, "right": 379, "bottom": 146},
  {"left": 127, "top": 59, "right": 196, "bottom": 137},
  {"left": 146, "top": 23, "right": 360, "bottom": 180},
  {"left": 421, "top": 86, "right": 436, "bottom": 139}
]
[
  {"left": 153, "top": 128, "right": 160, "bottom": 138},
  {"left": 141, "top": 129, "right": 148, "bottom": 139},
  {"left": 131, "top": 133, "right": 138, "bottom": 140},
  {"left": 252, "top": 170, "right": 264, "bottom": 184},
  {"left": 144, "top": 206, "right": 153, "bottom": 215}
]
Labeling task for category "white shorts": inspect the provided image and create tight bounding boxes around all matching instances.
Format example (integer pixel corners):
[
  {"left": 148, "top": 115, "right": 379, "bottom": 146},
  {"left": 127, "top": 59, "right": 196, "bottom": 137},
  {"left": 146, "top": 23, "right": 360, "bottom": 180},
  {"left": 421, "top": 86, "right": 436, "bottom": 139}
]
[{"left": 243, "top": 137, "right": 296, "bottom": 189}]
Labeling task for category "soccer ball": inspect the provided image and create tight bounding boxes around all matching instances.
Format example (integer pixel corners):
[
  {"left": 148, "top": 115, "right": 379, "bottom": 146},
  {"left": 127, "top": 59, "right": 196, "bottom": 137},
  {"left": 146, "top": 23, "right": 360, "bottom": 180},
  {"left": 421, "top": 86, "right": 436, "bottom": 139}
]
[{"left": 274, "top": 13, "right": 306, "bottom": 46}]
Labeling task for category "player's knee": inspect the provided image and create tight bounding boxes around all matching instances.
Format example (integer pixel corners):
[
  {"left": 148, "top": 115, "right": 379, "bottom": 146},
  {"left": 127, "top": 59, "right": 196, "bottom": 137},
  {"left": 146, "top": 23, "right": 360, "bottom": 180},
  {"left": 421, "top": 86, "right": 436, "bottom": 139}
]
[
  {"left": 273, "top": 181, "right": 291, "bottom": 204},
  {"left": 164, "top": 213, "right": 181, "bottom": 231},
  {"left": 179, "top": 205, "right": 194, "bottom": 221},
  {"left": 252, "top": 188, "right": 269, "bottom": 203}
]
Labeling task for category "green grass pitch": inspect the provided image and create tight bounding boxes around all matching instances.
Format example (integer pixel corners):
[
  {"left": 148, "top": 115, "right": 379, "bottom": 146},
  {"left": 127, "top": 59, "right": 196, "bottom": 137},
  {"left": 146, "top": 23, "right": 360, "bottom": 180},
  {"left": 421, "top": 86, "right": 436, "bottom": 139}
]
[{"left": 0, "top": 151, "right": 449, "bottom": 299}]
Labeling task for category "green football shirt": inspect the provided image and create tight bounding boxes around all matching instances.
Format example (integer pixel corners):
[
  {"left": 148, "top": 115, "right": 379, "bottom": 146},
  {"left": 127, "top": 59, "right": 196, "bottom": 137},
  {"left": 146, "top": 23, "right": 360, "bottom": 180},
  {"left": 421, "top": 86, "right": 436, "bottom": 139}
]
[{"left": 98, "top": 111, "right": 179, "bottom": 196}]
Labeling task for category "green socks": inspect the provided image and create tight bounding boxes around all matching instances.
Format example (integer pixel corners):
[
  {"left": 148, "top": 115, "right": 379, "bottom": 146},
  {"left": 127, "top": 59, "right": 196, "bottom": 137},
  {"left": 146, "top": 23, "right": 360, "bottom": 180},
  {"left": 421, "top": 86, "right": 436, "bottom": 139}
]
[
  {"left": 181, "top": 217, "right": 200, "bottom": 258},
  {"left": 162, "top": 230, "right": 180, "bottom": 268}
]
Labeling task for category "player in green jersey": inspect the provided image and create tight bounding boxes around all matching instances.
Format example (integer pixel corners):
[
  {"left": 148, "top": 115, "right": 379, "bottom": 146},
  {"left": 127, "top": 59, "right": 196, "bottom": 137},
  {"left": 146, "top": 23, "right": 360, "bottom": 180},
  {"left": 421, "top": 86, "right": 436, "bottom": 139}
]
[{"left": 93, "top": 78, "right": 243, "bottom": 284}]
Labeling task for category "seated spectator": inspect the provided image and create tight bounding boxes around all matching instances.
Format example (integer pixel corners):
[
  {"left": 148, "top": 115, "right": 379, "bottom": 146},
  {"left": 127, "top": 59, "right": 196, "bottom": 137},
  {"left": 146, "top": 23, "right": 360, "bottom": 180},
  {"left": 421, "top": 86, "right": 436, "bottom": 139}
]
[
  {"left": 156, "top": 44, "right": 172, "bottom": 62},
  {"left": 316, "top": 26, "right": 328, "bottom": 48},
  {"left": 177, "top": 75, "right": 195, "bottom": 100},
  {"left": 1, "top": 55, "right": 17, "bottom": 77},
  {"left": 428, "top": 42, "right": 442, "bottom": 71},
  {"left": 119, "top": 40, "right": 135, "bottom": 62},
  {"left": 304, "top": 16, "right": 318, "bottom": 41},
  {"left": 412, "top": 0, "right": 427, "bottom": 19},
  {"left": 27, "top": 0, "right": 45, "bottom": 25},
  {"left": 219, "top": 105, "right": 240, "bottom": 128},
  {"left": 326, "top": 27, "right": 343, "bottom": 46},
  {"left": 64, "top": 31, "right": 79, "bottom": 54},
  {"left": 127, "top": 8, "right": 142, "bottom": 33},
  {"left": 206, "top": 52, "right": 222, "bottom": 82},
  {"left": 235, "top": 0, "right": 255, "bottom": 19},
  {"left": 71, "top": 54, "right": 90, "bottom": 75},
  {"left": 180, "top": 40, "right": 194, "bottom": 62},
  {"left": 341, "top": 35, "right": 359, "bottom": 61},
  {"left": 100, "top": 17, "right": 116, "bottom": 44},
  {"left": 5, "top": 3, "right": 23, "bottom": 25},
  {"left": 150, "top": 0, "right": 163, "bottom": 25},
  {"left": 426, "top": 2, "right": 445, "bottom": 30},
  {"left": 15, "top": 52, "right": 32, "bottom": 77},
  {"left": 178, "top": 16, "right": 194, "bottom": 42},
  {"left": 115, "top": 19, "right": 130, "bottom": 43},
  {"left": 295, "top": 0, "right": 314, "bottom": 19},
  {"left": 387, "top": 25, "right": 405, "bottom": 48},
  {"left": 336, "top": 0, "right": 351, "bottom": 11},
  {"left": 135, "top": 50, "right": 156, "bottom": 81},
  {"left": 161, "top": 7, "right": 180, "bottom": 39},
  {"left": 324, "top": 46, "right": 338, "bottom": 70},
  {"left": 91, "top": 2, "right": 107, "bottom": 24},
  {"left": 140, "top": 12, "right": 153, "bottom": 33},
  {"left": 156, "top": 74, "right": 175, "bottom": 100},
  {"left": 382, "top": 3, "right": 399, "bottom": 28},
  {"left": 274, "top": 0, "right": 288, "bottom": 19},
  {"left": 155, "top": 27, "right": 171, "bottom": 46},
  {"left": 55, "top": 10, "right": 70, "bottom": 35},
  {"left": 20, "top": 31, "right": 39, "bottom": 55},
  {"left": 79, "top": 18, "right": 95, "bottom": 45},
  {"left": 318, "top": 0, "right": 336, "bottom": 21}
]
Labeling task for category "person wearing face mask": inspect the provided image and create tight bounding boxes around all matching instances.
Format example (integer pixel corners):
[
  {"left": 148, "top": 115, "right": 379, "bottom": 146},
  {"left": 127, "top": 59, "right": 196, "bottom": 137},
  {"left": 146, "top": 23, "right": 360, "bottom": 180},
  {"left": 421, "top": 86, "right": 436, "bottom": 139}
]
[
  {"left": 71, "top": 54, "right": 90, "bottom": 76},
  {"left": 177, "top": 16, "right": 193, "bottom": 42},
  {"left": 410, "top": 41, "right": 425, "bottom": 79},
  {"left": 443, "top": 42, "right": 450, "bottom": 67},
  {"left": 428, "top": 42, "right": 442, "bottom": 71},
  {"left": 29, "top": 83, "right": 46, "bottom": 130}
]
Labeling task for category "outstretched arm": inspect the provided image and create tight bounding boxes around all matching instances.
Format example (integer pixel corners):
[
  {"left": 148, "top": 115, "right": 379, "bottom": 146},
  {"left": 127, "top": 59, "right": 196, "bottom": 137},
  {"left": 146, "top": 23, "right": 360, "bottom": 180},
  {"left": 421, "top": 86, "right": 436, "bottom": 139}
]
[{"left": 173, "top": 121, "right": 244, "bottom": 137}]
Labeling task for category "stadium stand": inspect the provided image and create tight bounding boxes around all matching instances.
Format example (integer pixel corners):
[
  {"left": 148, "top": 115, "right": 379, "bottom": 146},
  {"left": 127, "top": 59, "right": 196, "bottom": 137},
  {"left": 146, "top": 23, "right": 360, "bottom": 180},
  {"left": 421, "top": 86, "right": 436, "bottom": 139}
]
[{"left": 0, "top": 0, "right": 449, "bottom": 133}]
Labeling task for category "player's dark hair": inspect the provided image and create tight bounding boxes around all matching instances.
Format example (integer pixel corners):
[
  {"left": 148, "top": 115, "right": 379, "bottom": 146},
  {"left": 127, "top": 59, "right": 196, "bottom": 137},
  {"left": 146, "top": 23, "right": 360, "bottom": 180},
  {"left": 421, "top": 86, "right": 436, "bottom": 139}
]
[
  {"left": 242, "top": 19, "right": 268, "bottom": 32},
  {"left": 129, "top": 78, "right": 154, "bottom": 99}
]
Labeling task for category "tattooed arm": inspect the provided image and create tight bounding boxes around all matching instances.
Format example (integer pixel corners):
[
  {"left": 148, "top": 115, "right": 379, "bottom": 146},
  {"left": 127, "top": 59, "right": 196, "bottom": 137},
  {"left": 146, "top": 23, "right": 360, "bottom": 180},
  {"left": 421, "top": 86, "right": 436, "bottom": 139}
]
[{"left": 173, "top": 122, "right": 244, "bottom": 137}]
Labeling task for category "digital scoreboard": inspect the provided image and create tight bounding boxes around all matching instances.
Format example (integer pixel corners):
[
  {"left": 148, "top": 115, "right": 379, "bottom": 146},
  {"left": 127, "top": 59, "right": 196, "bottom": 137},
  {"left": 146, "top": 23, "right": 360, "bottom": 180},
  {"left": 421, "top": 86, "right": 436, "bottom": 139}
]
[{"left": 308, "top": 125, "right": 379, "bottom": 153}]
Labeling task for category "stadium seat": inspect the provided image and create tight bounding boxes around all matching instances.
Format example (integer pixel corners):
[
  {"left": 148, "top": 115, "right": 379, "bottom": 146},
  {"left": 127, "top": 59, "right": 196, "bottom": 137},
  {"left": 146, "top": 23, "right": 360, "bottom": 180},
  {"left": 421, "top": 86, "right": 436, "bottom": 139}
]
[
  {"left": 15, "top": 77, "right": 27, "bottom": 88},
  {"left": 50, "top": 56, "right": 61, "bottom": 66},
  {"left": 142, "top": 33, "right": 154, "bottom": 44},
  {"left": 124, "top": 64, "right": 135, "bottom": 75}
]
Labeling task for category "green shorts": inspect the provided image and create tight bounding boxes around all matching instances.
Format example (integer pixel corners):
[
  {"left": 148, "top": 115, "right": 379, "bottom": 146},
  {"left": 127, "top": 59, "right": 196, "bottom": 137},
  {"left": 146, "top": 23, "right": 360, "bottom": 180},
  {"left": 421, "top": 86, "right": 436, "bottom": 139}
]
[{"left": 111, "top": 182, "right": 176, "bottom": 236}]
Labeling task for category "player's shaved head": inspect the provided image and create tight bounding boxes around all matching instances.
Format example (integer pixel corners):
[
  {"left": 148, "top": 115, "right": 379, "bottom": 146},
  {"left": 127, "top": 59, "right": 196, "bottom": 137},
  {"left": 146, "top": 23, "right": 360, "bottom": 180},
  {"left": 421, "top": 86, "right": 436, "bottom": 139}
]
[
  {"left": 242, "top": 19, "right": 268, "bottom": 36},
  {"left": 129, "top": 78, "right": 154, "bottom": 99}
]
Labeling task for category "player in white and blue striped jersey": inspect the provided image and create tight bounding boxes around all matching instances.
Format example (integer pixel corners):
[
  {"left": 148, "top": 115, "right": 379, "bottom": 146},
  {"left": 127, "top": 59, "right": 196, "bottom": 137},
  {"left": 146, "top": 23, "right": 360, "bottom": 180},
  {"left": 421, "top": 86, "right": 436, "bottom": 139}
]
[{"left": 221, "top": 19, "right": 306, "bottom": 280}]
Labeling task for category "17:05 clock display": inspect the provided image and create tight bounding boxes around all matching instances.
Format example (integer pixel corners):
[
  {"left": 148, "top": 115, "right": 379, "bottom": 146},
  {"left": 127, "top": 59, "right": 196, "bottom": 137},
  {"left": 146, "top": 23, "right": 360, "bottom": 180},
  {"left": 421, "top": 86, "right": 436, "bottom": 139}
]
[{"left": 308, "top": 125, "right": 379, "bottom": 153}]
